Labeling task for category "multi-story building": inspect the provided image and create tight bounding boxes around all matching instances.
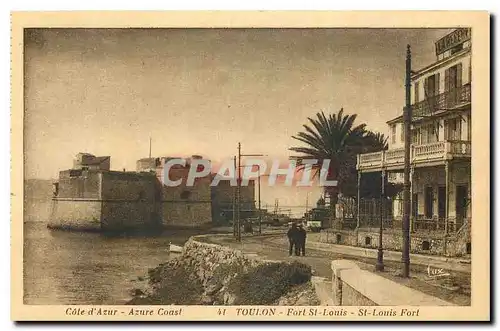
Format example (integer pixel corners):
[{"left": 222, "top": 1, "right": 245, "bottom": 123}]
[{"left": 355, "top": 28, "right": 471, "bottom": 256}]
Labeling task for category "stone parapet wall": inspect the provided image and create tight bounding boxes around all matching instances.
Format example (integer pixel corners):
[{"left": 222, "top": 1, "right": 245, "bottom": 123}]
[{"left": 331, "top": 260, "right": 454, "bottom": 306}]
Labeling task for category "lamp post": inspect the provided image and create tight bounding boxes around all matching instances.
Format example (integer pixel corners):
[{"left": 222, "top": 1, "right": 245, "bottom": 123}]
[
  {"left": 402, "top": 44, "right": 412, "bottom": 277},
  {"left": 376, "top": 170, "right": 385, "bottom": 272}
]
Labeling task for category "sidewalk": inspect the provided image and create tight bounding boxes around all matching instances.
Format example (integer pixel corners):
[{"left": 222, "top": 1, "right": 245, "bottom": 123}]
[{"left": 268, "top": 236, "right": 471, "bottom": 273}]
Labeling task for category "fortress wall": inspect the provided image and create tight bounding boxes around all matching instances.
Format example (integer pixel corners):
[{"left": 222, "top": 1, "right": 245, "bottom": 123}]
[
  {"left": 47, "top": 199, "right": 102, "bottom": 231},
  {"left": 100, "top": 171, "right": 159, "bottom": 231}
]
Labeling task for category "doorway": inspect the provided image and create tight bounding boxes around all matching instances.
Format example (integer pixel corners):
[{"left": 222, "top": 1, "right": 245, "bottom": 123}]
[
  {"left": 456, "top": 185, "right": 468, "bottom": 222},
  {"left": 424, "top": 186, "right": 434, "bottom": 218},
  {"left": 438, "top": 186, "right": 446, "bottom": 219}
]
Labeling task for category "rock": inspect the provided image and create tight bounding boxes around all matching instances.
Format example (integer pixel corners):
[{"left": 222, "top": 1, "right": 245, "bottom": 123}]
[
  {"left": 131, "top": 288, "right": 145, "bottom": 297},
  {"left": 223, "top": 292, "right": 237, "bottom": 305},
  {"left": 295, "top": 292, "right": 314, "bottom": 305},
  {"left": 205, "top": 280, "right": 223, "bottom": 295},
  {"left": 137, "top": 276, "right": 145, "bottom": 281},
  {"left": 200, "top": 294, "right": 214, "bottom": 305}
]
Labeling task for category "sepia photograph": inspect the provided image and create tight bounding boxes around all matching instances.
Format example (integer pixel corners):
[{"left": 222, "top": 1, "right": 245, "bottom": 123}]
[{"left": 10, "top": 11, "right": 490, "bottom": 321}]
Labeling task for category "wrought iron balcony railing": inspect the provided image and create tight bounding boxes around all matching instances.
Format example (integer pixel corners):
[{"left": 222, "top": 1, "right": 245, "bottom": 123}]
[{"left": 413, "top": 83, "right": 471, "bottom": 118}]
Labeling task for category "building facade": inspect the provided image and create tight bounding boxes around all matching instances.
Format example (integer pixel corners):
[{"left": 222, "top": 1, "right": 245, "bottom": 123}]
[{"left": 354, "top": 28, "right": 472, "bottom": 256}]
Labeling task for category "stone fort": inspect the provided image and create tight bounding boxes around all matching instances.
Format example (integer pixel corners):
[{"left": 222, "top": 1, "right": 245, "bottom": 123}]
[{"left": 49, "top": 153, "right": 255, "bottom": 231}]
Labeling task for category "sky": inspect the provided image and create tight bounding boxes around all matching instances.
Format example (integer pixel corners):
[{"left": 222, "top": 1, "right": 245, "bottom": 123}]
[{"left": 23, "top": 28, "right": 452, "bottom": 211}]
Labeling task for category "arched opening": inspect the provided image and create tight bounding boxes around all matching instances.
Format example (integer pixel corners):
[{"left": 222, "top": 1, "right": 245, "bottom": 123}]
[
  {"left": 336, "top": 234, "right": 342, "bottom": 244},
  {"left": 466, "top": 242, "right": 471, "bottom": 254},
  {"left": 422, "top": 240, "right": 430, "bottom": 251},
  {"left": 365, "top": 237, "right": 371, "bottom": 246}
]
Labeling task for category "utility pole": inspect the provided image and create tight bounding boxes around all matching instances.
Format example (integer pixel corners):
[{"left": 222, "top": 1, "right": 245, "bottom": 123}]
[
  {"left": 237, "top": 143, "right": 242, "bottom": 242},
  {"left": 149, "top": 137, "right": 152, "bottom": 159},
  {"left": 235, "top": 145, "right": 265, "bottom": 238},
  {"left": 258, "top": 165, "right": 262, "bottom": 235},
  {"left": 402, "top": 44, "right": 412, "bottom": 278},
  {"left": 233, "top": 156, "right": 237, "bottom": 238}
]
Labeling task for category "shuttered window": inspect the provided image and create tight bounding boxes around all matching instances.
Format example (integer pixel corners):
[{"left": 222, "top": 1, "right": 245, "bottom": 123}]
[{"left": 414, "top": 81, "right": 420, "bottom": 103}]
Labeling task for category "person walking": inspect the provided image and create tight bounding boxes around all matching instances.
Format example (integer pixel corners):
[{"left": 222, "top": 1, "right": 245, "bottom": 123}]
[
  {"left": 297, "top": 223, "right": 307, "bottom": 256},
  {"left": 287, "top": 222, "right": 299, "bottom": 256}
]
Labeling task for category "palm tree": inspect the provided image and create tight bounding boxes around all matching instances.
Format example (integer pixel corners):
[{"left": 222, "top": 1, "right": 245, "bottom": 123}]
[
  {"left": 289, "top": 109, "right": 367, "bottom": 219},
  {"left": 364, "top": 131, "right": 389, "bottom": 151}
]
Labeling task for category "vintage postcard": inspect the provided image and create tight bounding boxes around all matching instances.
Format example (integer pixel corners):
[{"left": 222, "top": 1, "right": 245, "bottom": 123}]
[{"left": 11, "top": 11, "right": 490, "bottom": 321}]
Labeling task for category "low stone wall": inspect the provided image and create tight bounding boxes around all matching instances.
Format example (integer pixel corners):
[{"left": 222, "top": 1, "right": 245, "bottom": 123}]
[
  {"left": 321, "top": 227, "right": 470, "bottom": 257},
  {"left": 331, "top": 260, "right": 455, "bottom": 306}
]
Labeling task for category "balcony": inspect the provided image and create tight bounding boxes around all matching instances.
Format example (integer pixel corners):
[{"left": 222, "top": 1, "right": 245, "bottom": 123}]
[
  {"left": 357, "top": 140, "right": 471, "bottom": 171},
  {"left": 413, "top": 84, "right": 471, "bottom": 118}
]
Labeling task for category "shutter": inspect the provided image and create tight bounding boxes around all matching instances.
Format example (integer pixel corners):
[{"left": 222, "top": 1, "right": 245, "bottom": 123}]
[
  {"left": 444, "top": 119, "right": 448, "bottom": 140},
  {"left": 458, "top": 117, "right": 463, "bottom": 140},
  {"left": 444, "top": 68, "right": 450, "bottom": 108},
  {"left": 435, "top": 73, "right": 440, "bottom": 95},
  {"left": 456, "top": 63, "right": 463, "bottom": 87},
  {"left": 444, "top": 68, "right": 450, "bottom": 92},
  {"left": 424, "top": 77, "right": 429, "bottom": 98},
  {"left": 414, "top": 81, "right": 420, "bottom": 103}
]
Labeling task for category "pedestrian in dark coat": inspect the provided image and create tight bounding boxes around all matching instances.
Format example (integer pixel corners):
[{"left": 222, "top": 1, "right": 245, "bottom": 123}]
[
  {"left": 297, "top": 223, "right": 307, "bottom": 256},
  {"left": 287, "top": 223, "right": 299, "bottom": 256}
]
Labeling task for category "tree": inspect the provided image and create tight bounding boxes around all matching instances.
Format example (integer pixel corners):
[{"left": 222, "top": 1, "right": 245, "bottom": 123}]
[
  {"left": 290, "top": 110, "right": 400, "bottom": 222},
  {"left": 364, "top": 131, "right": 389, "bottom": 151},
  {"left": 289, "top": 109, "right": 367, "bottom": 219}
]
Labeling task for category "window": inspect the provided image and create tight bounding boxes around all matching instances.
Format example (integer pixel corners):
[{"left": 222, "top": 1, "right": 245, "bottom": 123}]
[
  {"left": 446, "top": 118, "right": 462, "bottom": 140},
  {"left": 400, "top": 124, "right": 405, "bottom": 142},
  {"left": 422, "top": 241, "right": 430, "bottom": 251},
  {"left": 414, "top": 81, "right": 420, "bottom": 103},
  {"left": 445, "top": 64, "right": 463, "bottom": 91},
  {"left": 391, "top": 125, "right": 396, "bottom": 144},
  {"left": 365, "top": 237, "right": 372, "bottom": 246},
  {"left": 412, "top": 128, "right": 421, "bottom": 145},
  {"left": 424, "top": 73, "right": 440, "bottom": 98},
  {"left": 424, "top": 124, "right": 438, "bottom": 143}
]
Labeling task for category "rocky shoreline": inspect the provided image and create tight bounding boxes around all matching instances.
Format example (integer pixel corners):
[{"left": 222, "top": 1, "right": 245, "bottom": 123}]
[{"left": 127, "top": 236, "right": 321, "bottom": 306}]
